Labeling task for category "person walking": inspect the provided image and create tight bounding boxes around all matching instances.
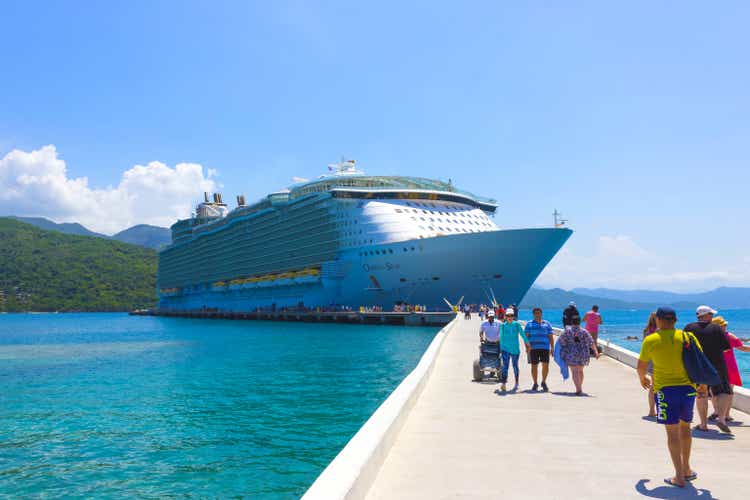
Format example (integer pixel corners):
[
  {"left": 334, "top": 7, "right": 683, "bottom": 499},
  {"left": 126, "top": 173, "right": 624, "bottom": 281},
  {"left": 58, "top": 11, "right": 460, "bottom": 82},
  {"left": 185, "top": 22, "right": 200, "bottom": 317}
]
[
  {"left": 643, "top": 311, "right": 658, "bottom": 417},
  {"left": 583, "top": 305, "right": 603, "bottom": 346},
  {"left": 684, "top": 305, "right": 732, "bottom": 434},
  {"left": 710, "top": 316, "right": 750, "bottom": 423},
  {"left": 463, "top": 303, "right": 471, "bottom": 320},
  {"left": 499, "top": 308, "right": 530, "bottom": 392},
  {"left": 637, "top": 307, "right": 704, "bottom": 488},
  {"left": 562, "top": 301, "right": 579, "bottom": 327},
  {"left": 559, "top": 314, "right": 599, "bottom": 395},
  {"left": 524, "top": 307, "right": 555, "bottom": 392}
]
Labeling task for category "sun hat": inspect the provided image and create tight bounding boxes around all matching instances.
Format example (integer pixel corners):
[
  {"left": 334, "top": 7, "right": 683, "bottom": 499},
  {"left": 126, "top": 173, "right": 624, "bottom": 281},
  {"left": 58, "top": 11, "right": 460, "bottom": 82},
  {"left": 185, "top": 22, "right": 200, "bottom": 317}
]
[
  {"left": 712, "top": 316, "right": 728, "bottom": 327},
  {"left": 696, "top": 305, "right": 717, "bottom": 317},
  {"left": 487, "top": 310, "right": 495, "bottom": 317}
]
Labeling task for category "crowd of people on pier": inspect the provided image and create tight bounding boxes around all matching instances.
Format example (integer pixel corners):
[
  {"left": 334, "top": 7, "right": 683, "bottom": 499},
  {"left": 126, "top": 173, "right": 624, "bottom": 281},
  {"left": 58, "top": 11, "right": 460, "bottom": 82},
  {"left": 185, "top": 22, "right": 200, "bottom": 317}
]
[{"left": 472, "top": 301, "right": 749, "bottom": 489}]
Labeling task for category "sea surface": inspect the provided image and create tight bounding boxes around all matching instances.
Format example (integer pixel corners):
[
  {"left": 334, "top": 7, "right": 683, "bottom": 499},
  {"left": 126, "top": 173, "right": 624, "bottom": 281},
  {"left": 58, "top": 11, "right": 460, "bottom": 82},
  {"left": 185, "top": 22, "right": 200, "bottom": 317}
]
[
  {"left": 2, "top": 310, "right": 749, "bottom": 498},
  {"left": 517, "top": 308, "right": 750, "bottom": 387},
  {"left": 0, "top": 313, "right": 438, "bottom": 498}
]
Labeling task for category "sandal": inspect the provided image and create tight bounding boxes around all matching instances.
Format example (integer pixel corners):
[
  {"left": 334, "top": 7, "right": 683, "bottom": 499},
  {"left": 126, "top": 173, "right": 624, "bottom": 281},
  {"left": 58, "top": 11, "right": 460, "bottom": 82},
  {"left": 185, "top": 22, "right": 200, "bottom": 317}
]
[
  {"left": 708, "top": 413, "right": 719, "bottom": 421},
  {"left": 685, "top": 472, "right": 697, "bottom": 481},
  {"left": 664, "top": 478, "right": 685, "bottom": 488}
]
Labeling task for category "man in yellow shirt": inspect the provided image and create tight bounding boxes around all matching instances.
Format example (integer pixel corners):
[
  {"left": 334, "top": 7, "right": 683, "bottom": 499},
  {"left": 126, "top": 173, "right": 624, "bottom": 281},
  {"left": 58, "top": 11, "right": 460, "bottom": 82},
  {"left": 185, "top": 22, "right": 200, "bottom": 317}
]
[{"left": 637, "top": 306, "right": 707, "bottom": 488}]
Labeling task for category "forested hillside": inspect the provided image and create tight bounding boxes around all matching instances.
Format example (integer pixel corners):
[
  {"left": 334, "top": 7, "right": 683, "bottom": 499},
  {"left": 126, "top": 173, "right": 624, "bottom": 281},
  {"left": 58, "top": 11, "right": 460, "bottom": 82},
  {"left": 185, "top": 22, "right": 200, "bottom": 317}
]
[{"left": 0, "top": 218, "right": 157, "bottom": 312}]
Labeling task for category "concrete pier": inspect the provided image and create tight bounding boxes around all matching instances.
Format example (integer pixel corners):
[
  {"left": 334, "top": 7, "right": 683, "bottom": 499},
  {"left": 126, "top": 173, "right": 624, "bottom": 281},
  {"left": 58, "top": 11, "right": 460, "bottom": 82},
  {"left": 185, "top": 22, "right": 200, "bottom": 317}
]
[
  {"left": 129, "top": 309, "right": 454, "bottom": 326},
  {"left": 308, "top": 316, "right": 750, "bottom": 500}
]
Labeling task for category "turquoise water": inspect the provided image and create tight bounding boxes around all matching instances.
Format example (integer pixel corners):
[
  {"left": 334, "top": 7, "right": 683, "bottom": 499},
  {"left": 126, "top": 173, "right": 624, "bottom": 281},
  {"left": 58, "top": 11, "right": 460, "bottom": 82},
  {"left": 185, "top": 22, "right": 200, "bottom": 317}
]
[
  {"left": 0, "top": 313, "right": 438, "bottom": 498},
  {"left": 517, "top": 308, "right": 750, "bottom": 388}
]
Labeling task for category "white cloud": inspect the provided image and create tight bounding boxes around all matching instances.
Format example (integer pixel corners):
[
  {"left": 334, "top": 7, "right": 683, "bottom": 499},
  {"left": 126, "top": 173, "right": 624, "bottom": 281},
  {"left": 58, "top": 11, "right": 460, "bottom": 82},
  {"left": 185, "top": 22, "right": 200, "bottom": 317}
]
[
  {"left": 0, "top": 145, "right": 218, "bottom": 234},
  {"left": 537, "top": 234, "right": 749, "bottom": 292}
]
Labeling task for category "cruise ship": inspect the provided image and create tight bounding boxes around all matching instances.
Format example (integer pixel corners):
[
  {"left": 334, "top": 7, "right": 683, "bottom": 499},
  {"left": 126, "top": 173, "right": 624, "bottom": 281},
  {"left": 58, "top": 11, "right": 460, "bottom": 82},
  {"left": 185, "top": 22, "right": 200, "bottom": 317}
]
[{"left": 157, "top": 161, "right": 572, "bottom": 312}]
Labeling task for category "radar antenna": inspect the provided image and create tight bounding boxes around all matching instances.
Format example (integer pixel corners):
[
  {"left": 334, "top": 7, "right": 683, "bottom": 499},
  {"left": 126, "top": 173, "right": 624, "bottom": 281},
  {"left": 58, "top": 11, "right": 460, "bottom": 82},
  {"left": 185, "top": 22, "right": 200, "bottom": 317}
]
[{"left": 326, "top": 157, "right": 362, "bottom": 175}]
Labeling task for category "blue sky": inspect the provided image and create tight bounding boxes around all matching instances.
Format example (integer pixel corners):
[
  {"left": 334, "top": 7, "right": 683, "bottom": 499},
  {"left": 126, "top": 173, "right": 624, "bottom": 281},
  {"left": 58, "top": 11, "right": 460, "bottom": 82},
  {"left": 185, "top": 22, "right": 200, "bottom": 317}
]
[{"left": 1, "top": 1, "right": 748, "bottom": 291}]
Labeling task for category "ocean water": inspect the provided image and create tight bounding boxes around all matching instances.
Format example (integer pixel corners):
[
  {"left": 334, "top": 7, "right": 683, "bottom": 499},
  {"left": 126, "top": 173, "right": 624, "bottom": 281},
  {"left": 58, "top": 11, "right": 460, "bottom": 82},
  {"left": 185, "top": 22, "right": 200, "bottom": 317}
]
[
  {"left": 0, "top": 313, "right": 438, "bottom": 498},
  {"left": 516, "top": 308, "right": 750, "bottom": 388}
]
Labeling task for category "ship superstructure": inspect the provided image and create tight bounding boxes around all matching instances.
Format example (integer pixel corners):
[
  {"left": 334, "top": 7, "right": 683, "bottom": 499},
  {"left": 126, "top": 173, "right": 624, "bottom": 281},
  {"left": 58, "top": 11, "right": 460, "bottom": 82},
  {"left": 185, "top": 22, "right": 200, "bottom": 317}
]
[{"left": 157, "top": 161, "right": 571, "bottom": 311}]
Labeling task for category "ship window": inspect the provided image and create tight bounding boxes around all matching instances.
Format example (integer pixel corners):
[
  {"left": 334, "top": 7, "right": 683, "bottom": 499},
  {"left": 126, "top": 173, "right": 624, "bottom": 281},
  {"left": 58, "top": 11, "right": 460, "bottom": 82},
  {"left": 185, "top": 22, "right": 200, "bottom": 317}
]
[
  {"left": 389, "top": 249, "right": 394, "bottom": 254},
  {"left": 432, "top": 277, "right": 440, "bottom": 280},
  {"left": 411, "top": 246, "right": 416, "bottom": 251},
  {"left": 376, "top": 250, "right": 380, "bottom": 255},
  {"left": 403, "top": 247, "right": 408, "bottom": 252},
  {"left": 395, "top": 209, "right": 402, "bottom": 213},
  {"left": 400, "top": 278, "right": 407, "bottom": 282}
]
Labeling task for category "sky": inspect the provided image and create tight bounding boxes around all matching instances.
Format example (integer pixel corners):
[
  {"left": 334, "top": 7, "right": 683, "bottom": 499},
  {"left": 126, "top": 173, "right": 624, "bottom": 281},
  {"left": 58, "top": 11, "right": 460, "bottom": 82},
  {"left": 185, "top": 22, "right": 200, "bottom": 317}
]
[{"left": 1, "top": 1, "right": 748, "bottom": 292}]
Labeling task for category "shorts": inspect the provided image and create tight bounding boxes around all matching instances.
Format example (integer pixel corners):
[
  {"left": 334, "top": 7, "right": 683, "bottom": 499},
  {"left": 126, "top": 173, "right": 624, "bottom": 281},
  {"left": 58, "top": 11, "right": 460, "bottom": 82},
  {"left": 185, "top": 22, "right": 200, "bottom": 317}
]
[
  {"left": 710, "top": 379, "right": 733, "bottom": 396},
  {"left": 654, "top": 385, "right": 696, "bottom": 425},
  {"left": 528, "top": 348, "right": 550, "bottom": 365}
]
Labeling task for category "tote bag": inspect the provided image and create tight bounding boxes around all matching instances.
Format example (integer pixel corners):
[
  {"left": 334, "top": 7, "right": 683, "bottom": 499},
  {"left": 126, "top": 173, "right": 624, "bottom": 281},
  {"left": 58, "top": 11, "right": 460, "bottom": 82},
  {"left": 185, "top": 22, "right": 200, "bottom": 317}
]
[{"left": 681, "top": 331, "right": 721, "bottom": 386}]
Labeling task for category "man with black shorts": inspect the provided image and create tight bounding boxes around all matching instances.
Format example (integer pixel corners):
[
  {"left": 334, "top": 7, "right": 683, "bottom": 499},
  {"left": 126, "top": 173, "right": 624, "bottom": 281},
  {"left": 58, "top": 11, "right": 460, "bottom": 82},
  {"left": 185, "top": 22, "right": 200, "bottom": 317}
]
[
  {"left": 684, "top": 305, "right": 732, "bottom": 434},
  {"left": 524, "top": 307, "right": 554, "bottom": 391}
]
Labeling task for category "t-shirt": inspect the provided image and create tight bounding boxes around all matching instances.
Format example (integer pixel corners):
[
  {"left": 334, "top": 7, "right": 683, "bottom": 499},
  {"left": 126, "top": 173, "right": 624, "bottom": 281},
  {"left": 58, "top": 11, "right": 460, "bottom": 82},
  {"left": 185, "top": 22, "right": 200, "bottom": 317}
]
[
  {"left": 500, "top": 321, "right": 529, "bottom": 355},
  {"left": 583, "top": 311, "right": 602, "bottom": 334},
  {"left": 683, "top": 321, "right": 730, "bottom": 377},
  {"left": 480, "top": 320, "right": 501, "bottom": 342},
  {"left": 639, "top": 329, "right": 701, "bottom": 391},
  {"left": 524, "top": 319, "right": 553, "bottom": 350}
]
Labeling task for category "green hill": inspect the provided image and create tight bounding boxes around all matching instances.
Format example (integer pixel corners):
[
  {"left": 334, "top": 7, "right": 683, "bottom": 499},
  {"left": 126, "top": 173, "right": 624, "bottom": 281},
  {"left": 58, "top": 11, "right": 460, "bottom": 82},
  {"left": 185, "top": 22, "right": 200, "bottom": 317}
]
[{"left": 0, "top": 218, "right": 157, "bottom": 312}]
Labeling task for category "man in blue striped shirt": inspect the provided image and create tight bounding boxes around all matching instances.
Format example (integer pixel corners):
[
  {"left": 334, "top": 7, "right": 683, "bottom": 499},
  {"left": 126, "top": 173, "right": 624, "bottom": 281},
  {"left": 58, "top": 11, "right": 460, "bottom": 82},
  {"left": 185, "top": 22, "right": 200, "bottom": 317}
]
[{"left": 524, "top": 307, "right": 555, "bottom": 392}]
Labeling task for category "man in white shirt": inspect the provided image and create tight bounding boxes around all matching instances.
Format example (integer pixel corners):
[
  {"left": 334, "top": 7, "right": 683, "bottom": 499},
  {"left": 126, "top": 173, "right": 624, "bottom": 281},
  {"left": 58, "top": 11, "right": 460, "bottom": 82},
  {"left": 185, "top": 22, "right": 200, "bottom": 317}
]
[{"left": 480, "top": 310, "right": 501, "bottom": 343}]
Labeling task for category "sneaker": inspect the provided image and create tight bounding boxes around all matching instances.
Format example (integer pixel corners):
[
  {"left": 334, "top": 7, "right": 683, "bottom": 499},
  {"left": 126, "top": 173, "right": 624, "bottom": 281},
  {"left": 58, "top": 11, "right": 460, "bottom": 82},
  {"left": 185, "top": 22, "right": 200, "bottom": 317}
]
[
  {"left": 512, "top": 383, "right": 519, "bottom": 391},
  {"left": 531, "top": 383, "right": 539, "bottom": 392},
  {"left": 541, "top": 382, "right": 549, "bottom": 392}
]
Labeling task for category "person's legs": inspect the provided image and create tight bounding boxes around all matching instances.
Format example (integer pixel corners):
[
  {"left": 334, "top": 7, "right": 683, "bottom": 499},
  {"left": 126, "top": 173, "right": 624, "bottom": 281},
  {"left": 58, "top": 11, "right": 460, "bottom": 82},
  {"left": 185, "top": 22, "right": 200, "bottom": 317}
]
[
  {"left": 541, "top": 362, "right": 549, "bottom": 382},
  {"left": 531, "top": 362, "right": 538, "bottom": 385},
  {"left": 500, "top": 351, "right": 510, "bottom": 388},
  {"left": 678, "top": 421, "right": 694, "bottom": 478},
  {"left": 648, "top": 387, "right": 656, "bottom": 417},
  {"left": 664, "top": 424, "right": 685, "bottom": 486},
  {"left": 714, "top": 393, "right": 732, "bottom": 426},
  {"left": 695, "top": 395, "right": 709, "bottom": 430},
  {"left": 511, "top": 354, "right": 520, "bottom": 387},
  {"left": 725, "top": 393, "right": 734, "bottom": 420},
  {"left": 571, "top": 366, "right": 583, "bottom": 393}
]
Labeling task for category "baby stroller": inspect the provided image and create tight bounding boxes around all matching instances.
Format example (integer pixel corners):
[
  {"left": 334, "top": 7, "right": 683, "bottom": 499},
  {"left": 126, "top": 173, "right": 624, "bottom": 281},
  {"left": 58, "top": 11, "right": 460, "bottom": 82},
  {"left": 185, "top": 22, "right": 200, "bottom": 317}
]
[{"left": 473, "top": 341, "right": 501, "bottom": 381}]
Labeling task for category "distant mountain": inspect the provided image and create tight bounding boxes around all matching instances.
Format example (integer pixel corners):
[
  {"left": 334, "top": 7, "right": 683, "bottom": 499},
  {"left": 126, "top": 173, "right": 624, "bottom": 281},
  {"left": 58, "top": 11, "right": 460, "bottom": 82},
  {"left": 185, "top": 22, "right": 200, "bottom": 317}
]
[
  {"left": 572, "top": 287, "right": 750, "bottom": 310},
  {"left": 112, "top": 224, "right": 171, "bottom": 249},
  {"left": 520, "top": 287, "right": 653, "bottom": 311},
  {"left": 6, "top": 216, "right": 170, "bottom": 249},
  {"left": 0, "top": 218, "right": 157, "bottom": 312},
  {"left": 9, "top": 216, "right": 107, "bottom": 238}
]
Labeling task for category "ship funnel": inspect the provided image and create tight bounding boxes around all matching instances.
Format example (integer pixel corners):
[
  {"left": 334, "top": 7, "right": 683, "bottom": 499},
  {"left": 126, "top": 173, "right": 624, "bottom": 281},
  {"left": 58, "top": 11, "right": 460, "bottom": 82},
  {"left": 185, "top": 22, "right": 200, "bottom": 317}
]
[
  {"left": 237, "top": 195, "right": 246, "bottom": 207},
  {"left": 204, "top": 192, "right": 209, "bottom": 203},
  {"left": 213, "top": 193, "right": 220, "bottom": 203},
  {"left": 218, "top": 193, "right": 224, "bottom": 204}
]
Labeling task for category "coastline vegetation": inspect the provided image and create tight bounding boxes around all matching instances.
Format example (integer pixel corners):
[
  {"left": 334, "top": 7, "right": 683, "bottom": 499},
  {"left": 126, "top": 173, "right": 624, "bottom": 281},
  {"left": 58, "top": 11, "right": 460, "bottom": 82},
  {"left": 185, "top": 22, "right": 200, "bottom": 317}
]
[{"left": 0, "top": 218, "right": 157, "bottom": 312}]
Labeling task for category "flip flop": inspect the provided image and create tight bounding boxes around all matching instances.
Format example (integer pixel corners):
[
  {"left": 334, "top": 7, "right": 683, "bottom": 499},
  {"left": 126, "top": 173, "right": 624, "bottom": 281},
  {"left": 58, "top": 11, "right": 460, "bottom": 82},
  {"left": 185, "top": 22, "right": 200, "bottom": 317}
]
[
  {"left": 716, "top": 422, "right": 733, "bottom": 434},
  {"left": 685, "top": 472, "right": 697, "bottom": 481},
  {"left": 692, "top": 425, "right": 708, "bottom": 432},
  {"left": 664, "top": 478, "right": 685, "bottom": 488},
  {"left": 708, "top": 413, "right": 719, "bottom": 421}
]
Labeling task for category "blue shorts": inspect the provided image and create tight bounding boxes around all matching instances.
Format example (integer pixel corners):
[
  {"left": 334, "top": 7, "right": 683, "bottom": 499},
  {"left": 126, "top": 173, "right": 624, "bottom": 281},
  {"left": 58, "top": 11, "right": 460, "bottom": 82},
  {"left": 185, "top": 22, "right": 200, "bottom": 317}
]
[{"left": 654, "top": 385, "right": 696, "bottom": 425}]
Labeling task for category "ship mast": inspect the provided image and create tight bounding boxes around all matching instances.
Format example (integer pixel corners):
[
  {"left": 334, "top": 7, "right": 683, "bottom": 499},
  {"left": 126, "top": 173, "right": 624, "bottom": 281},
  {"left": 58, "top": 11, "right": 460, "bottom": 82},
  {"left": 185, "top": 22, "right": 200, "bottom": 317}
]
[{"left": 553, "top": 209, "right": 568, "bottom": 228}]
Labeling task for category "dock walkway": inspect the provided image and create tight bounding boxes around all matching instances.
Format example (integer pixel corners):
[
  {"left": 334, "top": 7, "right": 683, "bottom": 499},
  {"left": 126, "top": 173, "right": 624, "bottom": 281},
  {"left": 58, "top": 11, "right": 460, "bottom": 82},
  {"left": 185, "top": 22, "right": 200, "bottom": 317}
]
[{"left": 366, "top": 317, "right": 750, "bottom": 499}]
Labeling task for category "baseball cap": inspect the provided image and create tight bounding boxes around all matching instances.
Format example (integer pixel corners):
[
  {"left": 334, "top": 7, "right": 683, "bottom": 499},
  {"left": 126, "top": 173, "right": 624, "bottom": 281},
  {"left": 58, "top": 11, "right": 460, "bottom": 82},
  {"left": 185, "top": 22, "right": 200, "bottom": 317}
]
[
  {"left": 696, "top": 305, "right": 717, "bottom": 317},
  {"left": 487, "top": 310, "right": 495, "bottom": 317},
  {"left": 505, "top": 308, "right": 514, "bottom": 316},
  {"left": 569, "top": 301, "right": 576, "bottom": 306},
  {"left": 656, "top": 306, "right": 677, "bottom": 320}
]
